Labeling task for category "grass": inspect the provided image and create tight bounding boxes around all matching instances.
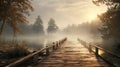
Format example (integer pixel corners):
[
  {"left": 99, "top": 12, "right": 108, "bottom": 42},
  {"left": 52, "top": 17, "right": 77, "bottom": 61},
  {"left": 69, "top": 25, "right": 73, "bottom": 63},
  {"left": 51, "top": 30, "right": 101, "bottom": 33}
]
[{"left": 0, "top": 41, "right": 30, "bottom": 66}]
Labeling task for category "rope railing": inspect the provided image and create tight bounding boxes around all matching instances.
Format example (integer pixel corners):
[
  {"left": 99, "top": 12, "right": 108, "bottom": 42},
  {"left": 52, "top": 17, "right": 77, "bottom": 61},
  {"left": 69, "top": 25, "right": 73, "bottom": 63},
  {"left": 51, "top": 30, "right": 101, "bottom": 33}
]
[
  {"left": 78, "top": 38, "right": 120, "bottom": 67},
  {"left": 6, "top": 38, "right": 67, "bottom": 67}
]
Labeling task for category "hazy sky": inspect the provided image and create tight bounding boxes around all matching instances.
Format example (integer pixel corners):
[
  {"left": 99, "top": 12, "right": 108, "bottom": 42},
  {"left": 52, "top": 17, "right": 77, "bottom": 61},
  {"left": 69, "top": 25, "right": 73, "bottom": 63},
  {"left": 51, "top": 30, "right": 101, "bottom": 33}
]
[{"left": 28, "top": 0, "right": 107, "bottom": 29}]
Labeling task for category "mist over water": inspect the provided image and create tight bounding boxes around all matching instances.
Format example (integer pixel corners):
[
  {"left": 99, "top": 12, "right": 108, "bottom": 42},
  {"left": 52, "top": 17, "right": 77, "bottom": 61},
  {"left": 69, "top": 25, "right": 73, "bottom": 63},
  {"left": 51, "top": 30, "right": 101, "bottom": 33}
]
[
  {"left": 2, "top": 30, "right": 101, "bottom": 50},
  {"left": 1, "top": 21, "right": 102, "bottom": 52}
]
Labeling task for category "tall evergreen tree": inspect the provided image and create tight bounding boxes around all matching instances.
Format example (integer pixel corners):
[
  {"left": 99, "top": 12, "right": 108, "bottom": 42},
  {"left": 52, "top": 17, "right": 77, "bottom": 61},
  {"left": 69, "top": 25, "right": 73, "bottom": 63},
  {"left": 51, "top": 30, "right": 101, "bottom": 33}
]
[
  {"left": 47, "top": 18, "right": 59, "bottom": 34},
  {"left": 33, "top": 16, "right": 44, "bottom": 35}
]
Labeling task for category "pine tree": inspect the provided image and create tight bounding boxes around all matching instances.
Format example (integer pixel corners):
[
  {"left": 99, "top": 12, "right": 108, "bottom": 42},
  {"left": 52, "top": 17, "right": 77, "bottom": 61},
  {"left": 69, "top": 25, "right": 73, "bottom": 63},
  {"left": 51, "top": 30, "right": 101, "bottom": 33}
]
[
  {"left": 33, "top": 16, "right": 45, "bottom": 35},
  {"left": 47, "top": 18, "right": 59, "bottom": 34}
]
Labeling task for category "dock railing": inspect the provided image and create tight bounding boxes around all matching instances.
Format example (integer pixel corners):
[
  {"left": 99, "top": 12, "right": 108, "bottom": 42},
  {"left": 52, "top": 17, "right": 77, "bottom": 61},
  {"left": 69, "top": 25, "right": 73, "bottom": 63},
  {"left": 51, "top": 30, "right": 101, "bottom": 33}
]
[{"left": 78, "top": 38, "right": 120, "bottom": 67}]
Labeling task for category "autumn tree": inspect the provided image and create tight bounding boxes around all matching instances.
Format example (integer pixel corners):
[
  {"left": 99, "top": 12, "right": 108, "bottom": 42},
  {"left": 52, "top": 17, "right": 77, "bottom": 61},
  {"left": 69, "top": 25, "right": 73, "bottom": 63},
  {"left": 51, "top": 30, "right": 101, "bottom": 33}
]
[
  {"left": 47, "top": 18, "right": 59, "bottom": 34},
  {"left": 0, "top": 0, "right": 33, "bottom": 36},
  {"left": 33, "top": 16, "right": 45, "bottom": 35}
]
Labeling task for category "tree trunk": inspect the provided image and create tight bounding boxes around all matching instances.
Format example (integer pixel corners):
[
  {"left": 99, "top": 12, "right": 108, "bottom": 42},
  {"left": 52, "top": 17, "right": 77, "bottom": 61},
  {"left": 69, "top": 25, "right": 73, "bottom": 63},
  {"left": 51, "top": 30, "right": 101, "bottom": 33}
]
[{"left": 0, "top": 20, "right": 5, "bottom": 35}]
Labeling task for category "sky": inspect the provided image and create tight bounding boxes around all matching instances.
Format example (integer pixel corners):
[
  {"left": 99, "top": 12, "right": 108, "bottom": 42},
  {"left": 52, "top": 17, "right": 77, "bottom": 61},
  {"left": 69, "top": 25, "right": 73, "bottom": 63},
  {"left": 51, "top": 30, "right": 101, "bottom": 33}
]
[{"left": 28, "top": 0, "right": 107, "bottom": 29}]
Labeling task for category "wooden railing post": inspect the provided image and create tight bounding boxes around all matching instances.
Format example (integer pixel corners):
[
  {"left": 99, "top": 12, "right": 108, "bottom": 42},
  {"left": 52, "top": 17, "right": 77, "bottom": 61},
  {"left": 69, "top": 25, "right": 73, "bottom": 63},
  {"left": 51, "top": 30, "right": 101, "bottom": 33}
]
[
  {"left": 95, "top": 47, "right": 99, "bottom": 56},
  {"left": 53, "top": 45, "right": 55, "bottom": 50},
  {"left": 89, "top": 45, "right": 92, "bottom": 52},
  {"left": 46, "top": 46, "right": 50, "bottom": 56},
  {"left": 56, "top": 41, "right": 59, "bottom": 48},
  {"left": 58, "top": 41, "right": 60, "bottom": 46},
  {"left": 52, "top": 42, "right": 55, "bottom": 50}
]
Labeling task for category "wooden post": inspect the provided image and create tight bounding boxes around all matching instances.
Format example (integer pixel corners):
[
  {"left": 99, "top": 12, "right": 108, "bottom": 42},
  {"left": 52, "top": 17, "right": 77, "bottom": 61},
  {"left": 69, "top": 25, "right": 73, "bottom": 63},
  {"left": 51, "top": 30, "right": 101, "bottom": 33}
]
[
  {"left": 53, "top": 45, "right": 55, "bottom": 50},
  {"left": 56, "top": 41, "right": 58, "bottom": 48},
  {"left": 46, "top": 46, "right": 50, "bottom": 56},
  {"left": 52, "top": 42, "right": 55, "bottom": 50},
  {"left": 58, "top": 41, "right": 60, "bottom": 46},
  {"left": 95, "top": 47, "right": 99, "bottom": 56},
  {"left": 89, "top": 45, "right": 92, "bottom": 52}
]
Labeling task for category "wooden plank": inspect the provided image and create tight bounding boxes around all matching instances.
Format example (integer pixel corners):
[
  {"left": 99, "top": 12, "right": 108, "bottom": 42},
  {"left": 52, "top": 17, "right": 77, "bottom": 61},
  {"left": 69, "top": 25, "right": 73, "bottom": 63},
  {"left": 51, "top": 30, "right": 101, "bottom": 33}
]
[{"left": 35, "top": 41, "right": 110, "bottom": 67}]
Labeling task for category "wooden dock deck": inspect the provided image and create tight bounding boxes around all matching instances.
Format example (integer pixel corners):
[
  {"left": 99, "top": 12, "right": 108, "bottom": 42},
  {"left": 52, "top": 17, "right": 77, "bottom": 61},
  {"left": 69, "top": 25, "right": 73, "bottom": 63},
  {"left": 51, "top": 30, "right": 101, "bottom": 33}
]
[{"left": 35, "top": 40, "right": 110, "bottom": 67}]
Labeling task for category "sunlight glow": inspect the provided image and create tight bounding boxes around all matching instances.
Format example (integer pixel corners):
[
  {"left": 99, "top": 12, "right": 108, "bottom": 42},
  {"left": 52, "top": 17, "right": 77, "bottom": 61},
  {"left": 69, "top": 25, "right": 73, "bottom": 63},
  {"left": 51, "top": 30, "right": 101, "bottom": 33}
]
[
  {"left": 30, "top": 0, "right": 107, "bottom": 28},
  {"left": 99, "top": 50, "right": 104, "bottom": 55},
  {"left": 92, "top": 48, "right": 104, "bottom": 55},
  {"left": 87, "top": 13, "right": 97, "bottom": 22}
]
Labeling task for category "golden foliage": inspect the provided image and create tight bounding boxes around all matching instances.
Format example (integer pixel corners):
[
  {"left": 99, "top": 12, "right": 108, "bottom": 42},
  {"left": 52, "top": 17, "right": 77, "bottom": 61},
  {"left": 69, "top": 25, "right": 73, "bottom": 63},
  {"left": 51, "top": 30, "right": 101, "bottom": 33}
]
[{"left": 0, "top": 0, "right": 33, "bottom": 35}]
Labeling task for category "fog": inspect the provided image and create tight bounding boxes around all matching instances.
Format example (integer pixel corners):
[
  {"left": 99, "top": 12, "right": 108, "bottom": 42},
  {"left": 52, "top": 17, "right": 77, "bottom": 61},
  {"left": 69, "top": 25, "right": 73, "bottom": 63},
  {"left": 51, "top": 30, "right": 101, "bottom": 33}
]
[
  {"left": 1, "top": 20, "right": 103, "bottom": 51},
  {"left": 0, "top": 0, "right": 105, "bottom": 51}
]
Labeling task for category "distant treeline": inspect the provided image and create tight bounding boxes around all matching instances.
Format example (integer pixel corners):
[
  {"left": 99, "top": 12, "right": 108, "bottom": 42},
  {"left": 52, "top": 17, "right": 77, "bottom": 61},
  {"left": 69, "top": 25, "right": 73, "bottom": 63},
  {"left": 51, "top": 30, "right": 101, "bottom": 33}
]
[
  {"left": 62, "top": 20, "right": 101, "bottom": 41},
  {"left": 1, "top": 16, "right": 59, "bottom": 36}
]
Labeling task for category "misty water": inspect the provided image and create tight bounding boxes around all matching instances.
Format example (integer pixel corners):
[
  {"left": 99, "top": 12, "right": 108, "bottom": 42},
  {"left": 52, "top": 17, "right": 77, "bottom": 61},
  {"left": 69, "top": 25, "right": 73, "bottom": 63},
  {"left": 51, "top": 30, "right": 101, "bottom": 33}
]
[
  {"left": 2, "top": 34, "right": 66, "bottom": 52},
  {"left": 2, "top": 35, "right": 46, "bottom": 52}
]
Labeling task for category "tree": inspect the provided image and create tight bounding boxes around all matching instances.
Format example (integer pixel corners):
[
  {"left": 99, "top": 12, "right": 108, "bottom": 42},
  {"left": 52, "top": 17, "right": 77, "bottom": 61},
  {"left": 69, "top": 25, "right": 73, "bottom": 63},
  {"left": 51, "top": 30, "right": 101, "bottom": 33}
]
[
  {"left": 93, "top": 0, "right": 120, "bottom": 44},
  {"left": 99, "top": 9, "right": 120, "bottom": 43},
  {"left": 47, "top": 18, "right": 59, "bottom": 34},
  {"left": 92, "top": 0, "right": 120, "bottom": 7},
  {"left": 32, "top": 16, "right": 45, "bottom": 35},
  {"left": 0, "top": 0, "right": 33, "bottom": 36}
]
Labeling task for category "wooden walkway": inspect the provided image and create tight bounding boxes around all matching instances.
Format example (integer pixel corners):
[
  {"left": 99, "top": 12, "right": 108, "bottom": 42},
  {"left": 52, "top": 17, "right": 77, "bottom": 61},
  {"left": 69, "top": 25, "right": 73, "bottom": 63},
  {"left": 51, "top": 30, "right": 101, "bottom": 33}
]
[{"left": 35, "top": 40, "right": 110, "bottom": 67}]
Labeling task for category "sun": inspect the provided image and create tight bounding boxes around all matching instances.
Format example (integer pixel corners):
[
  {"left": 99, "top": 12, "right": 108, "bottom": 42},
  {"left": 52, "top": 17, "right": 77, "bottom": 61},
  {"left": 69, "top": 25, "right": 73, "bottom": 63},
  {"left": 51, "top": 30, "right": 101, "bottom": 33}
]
[{"left": 86, "top": 13, "right": 97, "bottom": 22}]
